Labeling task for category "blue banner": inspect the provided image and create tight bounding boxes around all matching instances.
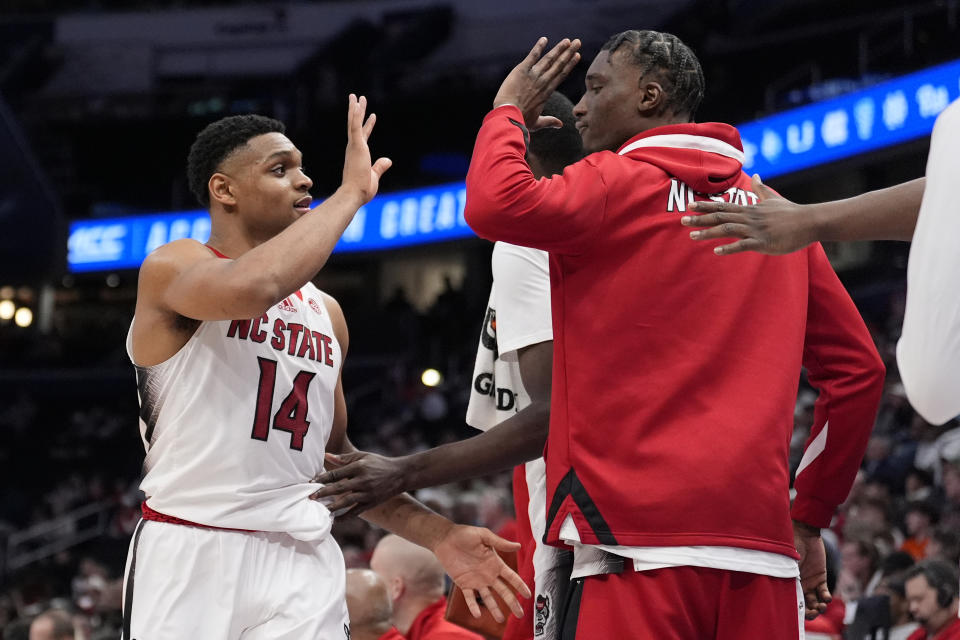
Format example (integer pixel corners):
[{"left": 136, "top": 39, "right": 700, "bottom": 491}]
[
  {"left": 68, "top": 58, "right": 960, "bottom": 272},
  {"left": 739, "top": 58, "right": 960, "bottom": 178},
  {"left": 67, "top": 182, "right": 470, "bottom": 272}
]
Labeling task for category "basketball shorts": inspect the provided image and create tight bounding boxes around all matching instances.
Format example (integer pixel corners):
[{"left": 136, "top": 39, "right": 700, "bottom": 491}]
[
  {"left": 560, "top": 565, "right": 804, "bottom": 640},
  {"left": 503, "top": 459, "right": 572, "bottom": 640},
  {"left": 120, "top": 519, "right": 349, "bottom": 640}
]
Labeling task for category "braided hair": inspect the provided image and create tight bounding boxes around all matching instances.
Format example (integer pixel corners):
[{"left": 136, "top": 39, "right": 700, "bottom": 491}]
[
  {"left": 601, "top": 30, "right": 705, "bottom": 121},
  {"left": 187, "top": 114, "right": 286, "bottom": 207}
]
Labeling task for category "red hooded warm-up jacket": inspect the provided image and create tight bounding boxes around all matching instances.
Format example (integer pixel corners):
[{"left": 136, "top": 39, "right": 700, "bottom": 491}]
[{"left": 464, "top": 105, "right": 885, "bottom": 558}]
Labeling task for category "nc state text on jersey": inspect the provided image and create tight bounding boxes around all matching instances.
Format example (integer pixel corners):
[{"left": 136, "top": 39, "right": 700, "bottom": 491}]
[
  {"left": 227, "top": 317, "right": 335, "bottom": 366},
  {"left": 665, "top": 179, "right": 760, "bottom": 213}
]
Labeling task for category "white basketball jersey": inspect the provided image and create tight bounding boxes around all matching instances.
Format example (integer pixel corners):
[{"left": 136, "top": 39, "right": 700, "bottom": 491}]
[{"left": 126, "top": 282, "right": 340, "bottom": 542}]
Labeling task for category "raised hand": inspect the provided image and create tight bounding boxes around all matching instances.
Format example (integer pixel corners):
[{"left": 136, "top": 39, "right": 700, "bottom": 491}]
[
  {"left": 493, "top": 37, "right": 582, "bottom": 131},
  {"left": 342, "top": 93, "right": 392, "bottom": 204},
  {"left": 680, "top": 174, "right": 816, "bottom": 255},
  {"left": 309, "top": 451, "right": 409, "bottom": 516},
  {"left": 433, "top": 524, "right": 531, "bottom": 622},
  {"left": 793, "top": 520, "right": 831, "bottom": 620}
]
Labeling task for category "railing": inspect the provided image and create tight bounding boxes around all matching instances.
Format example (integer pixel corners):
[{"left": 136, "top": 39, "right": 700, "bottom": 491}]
[{"left": 4, "top": 502, "right": 112, "bottom": 575}]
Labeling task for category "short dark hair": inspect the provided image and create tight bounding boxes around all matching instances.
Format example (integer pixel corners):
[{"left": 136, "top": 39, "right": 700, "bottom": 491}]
[
  {"left": 186, "top": 114, "right": 286, "bottom": 207},
  {"left": 880, "top": 550, "right": 916, "bottom": 577},
  {"left": 528, "top": 92, "right": 584, "bottom": 176},
  {"left": 602, "top": 29, "right": 705, "bottom": 121},
  {"left": 905, "top": 560, "right": 960, "bottom": 607},
  {"left": 905, "top": 499, "right": 941, "bottom": 524}
]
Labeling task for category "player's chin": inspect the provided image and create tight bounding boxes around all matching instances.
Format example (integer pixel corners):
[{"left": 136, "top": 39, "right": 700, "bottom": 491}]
[{"left": 579, "top": 130, "right": 603, "bottom": 155}]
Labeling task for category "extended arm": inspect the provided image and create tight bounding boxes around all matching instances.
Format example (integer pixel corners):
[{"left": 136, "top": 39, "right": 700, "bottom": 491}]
[
  {"left": 139, "top": 95, "right": 391, "bottom": 322},
  {"left": 464, "top": 39, "right": 611, "bottom": 254},
  {"left": 320, "top": 295, "right": 531, "bottom": 622},
  {"left": 313, "top": 340, "right": 552, "bottom": 512},
  {"left": 680, "top": 174, "right": 923, "bottom": 255},
  {"left": 896, "top": 100, "right": 960, "bottom": 425}
]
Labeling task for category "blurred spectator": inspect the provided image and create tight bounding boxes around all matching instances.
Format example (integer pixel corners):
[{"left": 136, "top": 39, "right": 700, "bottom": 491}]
[
  {"left": 70, "top": 559, "right": 107, "bottom": 614},
  {"left": 28, "top": 608, "right": 74, "bottom": 640},
  {"left": 903, "top": 560, "right": 960, "bottom": 639},
  {"left": 904, "top": 466, "right": 936, "bottom": 503},
  {"left": 369, "top": 535, "right": 482, "bottom": 640},
  {"left": 345, "top": 569, "right": 405, "bottom": 640},
  {"left": 900, "top": 501, "right": 939, "bottom": 560},
  {"left": 878, "top": 574, "right": 920, "bottom": 640},
  {"left": 926, "top": 526, "right": 960, "bottom": 566},
  {"left": 838, "top": 538, "right": 882, "bottom": 603},
  {"left": 848, "top": 572, "right": 919, "bottom": 640}
]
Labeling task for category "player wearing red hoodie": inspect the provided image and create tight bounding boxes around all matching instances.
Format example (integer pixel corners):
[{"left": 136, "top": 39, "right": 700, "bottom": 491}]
[{"left": 464, "top": 31, "right": 885, "bottom": 639}]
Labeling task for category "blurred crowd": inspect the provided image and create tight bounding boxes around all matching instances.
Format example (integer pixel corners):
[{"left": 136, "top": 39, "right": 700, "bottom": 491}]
[{"left": 1, "top": 276, "right": 959, "bottom": 639}]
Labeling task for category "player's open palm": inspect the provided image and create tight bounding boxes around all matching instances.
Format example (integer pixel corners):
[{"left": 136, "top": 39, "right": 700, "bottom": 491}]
[
  {"left": 342, "top": 93, "right": 392, "bottom": 204},
  {"left": 433, "top": 524, "right": 531, "bottom": 623}
]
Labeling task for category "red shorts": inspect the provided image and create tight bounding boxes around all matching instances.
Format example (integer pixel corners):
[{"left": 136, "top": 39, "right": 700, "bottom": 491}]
[
  {"left": 503, "top": 465, "right": 535, "bottom": 640},
  {"left": 563, "top": 566, "right": 802, "bottom": 640}
]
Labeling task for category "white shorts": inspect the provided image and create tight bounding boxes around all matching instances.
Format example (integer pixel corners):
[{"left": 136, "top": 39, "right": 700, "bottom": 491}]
[{"left": 120, "top": 520, "right": 349, "bottom": 640}]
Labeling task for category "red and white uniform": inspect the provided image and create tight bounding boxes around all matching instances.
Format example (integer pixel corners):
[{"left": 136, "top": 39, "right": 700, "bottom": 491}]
[
  {"left": 121, "top": 270, "right": 349, "bottom": 640},
  {"left": 466, "top": 242, "right": 561, "bottom": 640},
  {"left": 465, "top": 105, "right": 885, "bottom": 638}
]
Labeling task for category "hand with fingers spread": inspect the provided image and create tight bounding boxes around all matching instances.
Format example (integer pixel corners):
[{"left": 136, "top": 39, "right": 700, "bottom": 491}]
[
  {"left": 681, "top": 174, "right": 817, "bottom": 256},
  {"left": 309, "top": 450, "right": 409, "bottom": 516},
  {"left": 494, "top": 37, "right": 582, "bottom": 130},
  {"left": 793, "top": 520, "right": 831, "bottom": 620},
  {"left": 432, "top": 524, "right": 531, "bottom": 623},
  {"left": 342, "top": 93, "right": 392, "bottom": 204}
]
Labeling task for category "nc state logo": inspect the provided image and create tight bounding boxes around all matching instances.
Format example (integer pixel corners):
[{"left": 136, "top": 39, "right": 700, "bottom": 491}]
[
  {"left": 308, "top": 298, "right": 322, "bottom": 315},
  {"left": 534, "top": 594, "right": 550, "bottom": 636}
]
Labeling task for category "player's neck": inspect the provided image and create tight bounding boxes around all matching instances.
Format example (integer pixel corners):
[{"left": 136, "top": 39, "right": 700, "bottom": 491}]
[{"left": 205, "top": 226, "right": 262, "bottom": 259}]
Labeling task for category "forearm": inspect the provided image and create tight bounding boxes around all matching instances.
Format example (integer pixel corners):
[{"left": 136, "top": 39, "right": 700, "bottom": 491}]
[
  {"left": 464, "top": 106, "right": 600, "bottom": 254},
  {"left": 401, "top": 402, "right": 549, "bottom": 492},
  {"left": 793, "top": 246, "right": 885, "bottom": 526},
  {"left": 361, "top": 494, "right": 454, "bottom": 551},
  {"left": 229, "top": 188, "right": 363, "bottom": 306},
  {"left": 810, "top": 178, "right": 924, "bottom": 243}
]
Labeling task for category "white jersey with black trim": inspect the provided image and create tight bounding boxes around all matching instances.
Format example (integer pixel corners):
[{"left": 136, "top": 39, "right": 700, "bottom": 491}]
[
  {"left": 126, "top": 282, "right": 340, "bottom": 542},
  {"left": 466, "top": 242, "right": 553, "bottom": 431}
]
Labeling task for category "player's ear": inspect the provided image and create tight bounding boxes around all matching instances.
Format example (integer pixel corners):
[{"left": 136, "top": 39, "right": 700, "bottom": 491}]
[
  {"left": 209, "top": 172, "right": 237, "bottom": 207},
  {"left": 637, "top": 80, "right": 664, "bottom": 116}
]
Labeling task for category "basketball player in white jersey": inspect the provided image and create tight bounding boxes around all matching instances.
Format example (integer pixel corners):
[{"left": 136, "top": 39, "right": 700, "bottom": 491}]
[
  {"left": 312, "top": 93, "right": 583, "bottom": 640},
  {"left": 122, "top": 95, "right": 530, "bottom": 640}
]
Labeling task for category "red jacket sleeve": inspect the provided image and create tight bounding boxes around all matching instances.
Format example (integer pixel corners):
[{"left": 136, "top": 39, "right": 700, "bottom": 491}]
[
  {"left": 464, "top": 105, "right": 607, "bottom": 255},
  {"left": 790, "top": 244, "right": 885, "bottom": 527}
]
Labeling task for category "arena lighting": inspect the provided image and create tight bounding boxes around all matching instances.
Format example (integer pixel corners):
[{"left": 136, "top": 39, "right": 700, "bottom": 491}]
[
  {"left": 14, "top": 307, "right": 32, "bottom": 328},
  {"left": 0, "top": 300, "right": 14, "bottom": 320},
  {"left": 67, "top": 56, "right": 960, "bottom": 273},
  {"left": 0, "top": 286, "right": 13, "bottom": 299},
  {"left": 421, "top": 368, "right": 443, "bottom": 387}
]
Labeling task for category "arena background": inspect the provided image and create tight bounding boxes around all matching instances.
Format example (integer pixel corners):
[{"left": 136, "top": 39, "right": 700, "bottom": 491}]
[{"left": 1, "top": 0, "right": 959, "bottom": 638}]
